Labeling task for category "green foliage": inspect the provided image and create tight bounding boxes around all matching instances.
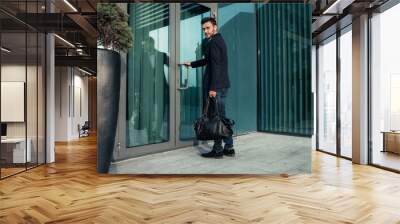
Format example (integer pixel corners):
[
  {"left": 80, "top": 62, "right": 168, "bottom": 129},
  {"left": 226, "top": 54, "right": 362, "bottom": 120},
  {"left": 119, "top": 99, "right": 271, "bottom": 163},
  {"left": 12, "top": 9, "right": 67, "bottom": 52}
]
[{"left": 97, "top": 3, "right": 133, "bottom": 52}]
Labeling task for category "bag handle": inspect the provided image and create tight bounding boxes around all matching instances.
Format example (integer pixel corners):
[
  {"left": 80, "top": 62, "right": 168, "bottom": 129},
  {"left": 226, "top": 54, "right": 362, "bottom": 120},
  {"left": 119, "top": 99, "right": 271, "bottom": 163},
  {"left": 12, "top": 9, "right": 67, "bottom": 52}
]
[
  {"left": 203, "top": 96, "right": 219, "bottom": 117},
  {"left": 203, "top": 97, "right": 211, "bottom": 116},
  {"left": 213, "top": 96, "right": 220, "bottom": 117}
]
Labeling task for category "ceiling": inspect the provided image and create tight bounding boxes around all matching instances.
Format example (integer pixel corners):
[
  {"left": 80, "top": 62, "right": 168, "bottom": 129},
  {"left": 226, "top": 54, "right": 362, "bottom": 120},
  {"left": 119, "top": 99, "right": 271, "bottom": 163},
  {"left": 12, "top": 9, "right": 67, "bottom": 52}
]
[
  {"left": 311, "top": 0, "right": 391, "bottom": 43},
  {"left": 0, "top": 0, "right": 99, "bottom": 74}
]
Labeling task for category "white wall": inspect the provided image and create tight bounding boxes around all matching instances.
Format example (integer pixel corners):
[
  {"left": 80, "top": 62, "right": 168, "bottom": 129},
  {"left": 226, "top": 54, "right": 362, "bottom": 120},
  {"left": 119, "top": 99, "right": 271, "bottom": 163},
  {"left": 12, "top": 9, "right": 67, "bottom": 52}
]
[
  {"left": 55, "top": 66, "right": 89, "bottom": 141},
  {"left": 55, "top": 66, "right": 69, "bottom": 141},
  {"left": 72, "top": 72, "right": 89, "bottom": 138}
]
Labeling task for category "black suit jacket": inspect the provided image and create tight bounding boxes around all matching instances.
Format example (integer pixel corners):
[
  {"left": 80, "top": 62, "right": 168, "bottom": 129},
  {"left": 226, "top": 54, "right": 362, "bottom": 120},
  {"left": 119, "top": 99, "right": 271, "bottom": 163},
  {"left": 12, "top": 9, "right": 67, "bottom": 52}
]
[{"left": 190, "top": 33, "right": 230, "bottom": 91}]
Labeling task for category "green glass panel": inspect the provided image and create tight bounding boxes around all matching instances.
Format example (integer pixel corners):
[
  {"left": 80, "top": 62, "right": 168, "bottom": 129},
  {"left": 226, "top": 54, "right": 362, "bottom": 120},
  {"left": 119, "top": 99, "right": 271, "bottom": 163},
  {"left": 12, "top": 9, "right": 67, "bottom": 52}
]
[
  {"left": 179, "top": 3, "right": 210, "bottom": 140},
  {"left": 126, "top": 3, "right": 170, "bottom": 147}
]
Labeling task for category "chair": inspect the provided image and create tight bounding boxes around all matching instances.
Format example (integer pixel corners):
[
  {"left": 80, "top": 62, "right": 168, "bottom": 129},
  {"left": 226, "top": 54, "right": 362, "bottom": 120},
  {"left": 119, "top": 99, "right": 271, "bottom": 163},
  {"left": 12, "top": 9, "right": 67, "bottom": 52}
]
[{"left": 78, "top": 121, "right": 90, "bottom": 138}]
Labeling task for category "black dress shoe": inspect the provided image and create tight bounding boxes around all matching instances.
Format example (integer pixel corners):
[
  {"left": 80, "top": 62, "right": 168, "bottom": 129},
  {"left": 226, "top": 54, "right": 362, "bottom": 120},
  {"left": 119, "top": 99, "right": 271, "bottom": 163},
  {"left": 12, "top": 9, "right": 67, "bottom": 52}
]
[
  {"left": 201, "top": 149, "right": 223, "bottom": 158},
  {"left": 223, "top": 146, "right": 235, "bottom": 157}
]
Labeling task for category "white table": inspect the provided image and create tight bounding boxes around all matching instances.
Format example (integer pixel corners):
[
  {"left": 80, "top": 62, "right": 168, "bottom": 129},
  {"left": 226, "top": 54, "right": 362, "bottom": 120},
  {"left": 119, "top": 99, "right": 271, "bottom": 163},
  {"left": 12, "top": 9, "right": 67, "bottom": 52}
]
[{"left": 1, "top": 138, "right": 31, "bottom": 163}]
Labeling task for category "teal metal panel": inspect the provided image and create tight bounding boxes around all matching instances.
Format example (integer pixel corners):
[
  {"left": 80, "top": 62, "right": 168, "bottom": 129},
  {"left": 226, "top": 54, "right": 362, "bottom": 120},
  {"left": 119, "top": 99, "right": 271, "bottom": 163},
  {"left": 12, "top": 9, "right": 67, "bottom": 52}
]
[
  {"left": 257, "top": 3, "right": 313, "bottom": 136},
  {"left": 218, "top": 4, "right": 258, "bottom": 135}
]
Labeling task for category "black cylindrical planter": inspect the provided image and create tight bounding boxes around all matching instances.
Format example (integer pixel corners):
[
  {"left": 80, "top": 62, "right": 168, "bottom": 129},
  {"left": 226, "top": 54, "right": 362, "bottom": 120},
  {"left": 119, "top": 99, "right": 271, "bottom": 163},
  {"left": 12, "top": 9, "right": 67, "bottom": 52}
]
[{"left": 97, "top": 49, "right": 121, "bottom": 173}]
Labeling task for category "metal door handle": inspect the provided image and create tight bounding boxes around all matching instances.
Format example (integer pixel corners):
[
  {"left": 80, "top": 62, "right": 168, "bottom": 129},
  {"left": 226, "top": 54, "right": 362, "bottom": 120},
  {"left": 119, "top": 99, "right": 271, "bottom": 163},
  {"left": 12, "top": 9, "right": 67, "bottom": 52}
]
[{"left": 177, "top": 64, "right": 189, "bottom": 90}]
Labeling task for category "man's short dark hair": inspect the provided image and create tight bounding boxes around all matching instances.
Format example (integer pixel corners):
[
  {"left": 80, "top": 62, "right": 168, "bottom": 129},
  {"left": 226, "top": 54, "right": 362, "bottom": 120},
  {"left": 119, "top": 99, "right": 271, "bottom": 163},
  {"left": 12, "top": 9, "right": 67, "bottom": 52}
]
[{"left": 201, "top": 17, "right": 217, "bottom": 26}]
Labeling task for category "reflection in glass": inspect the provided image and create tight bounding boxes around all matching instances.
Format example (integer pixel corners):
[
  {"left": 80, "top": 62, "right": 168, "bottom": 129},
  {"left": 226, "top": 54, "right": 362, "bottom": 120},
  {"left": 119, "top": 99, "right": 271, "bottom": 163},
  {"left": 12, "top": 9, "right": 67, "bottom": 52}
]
[
  {"left": 1, "top": 31, "right": 28, "bottom": 177},
  {"left": 126, "top": 3, "right": 170, "bottom": 147},
  {"left": 27, "top": 31, "right": 38, "bottom": 169},
  {"left": 318, "top": 36, "right": 337, "bottom": 154},
  {"left": 0, "top": 0, "right": 46, "bottom": 179}
]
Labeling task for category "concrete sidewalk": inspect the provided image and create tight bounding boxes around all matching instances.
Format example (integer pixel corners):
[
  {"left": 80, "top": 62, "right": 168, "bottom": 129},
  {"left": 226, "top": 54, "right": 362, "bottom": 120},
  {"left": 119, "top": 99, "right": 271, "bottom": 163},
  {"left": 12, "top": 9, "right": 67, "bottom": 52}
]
[{"left": 109, "top": 132, "right": 311, "bottom": 174}]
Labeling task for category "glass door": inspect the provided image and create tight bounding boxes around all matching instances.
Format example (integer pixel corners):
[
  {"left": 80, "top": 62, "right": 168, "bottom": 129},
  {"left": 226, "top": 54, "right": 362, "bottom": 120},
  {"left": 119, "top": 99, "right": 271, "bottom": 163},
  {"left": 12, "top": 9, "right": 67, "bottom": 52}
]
[
  {"left": 125, "top": 3, "right": 175, "bottom": 158},
  {"left": 176, "top": 3, "right": 213, "bottom": 147},
  {"left": 122, "top": 3, "right": 215, "bottom": 159}
]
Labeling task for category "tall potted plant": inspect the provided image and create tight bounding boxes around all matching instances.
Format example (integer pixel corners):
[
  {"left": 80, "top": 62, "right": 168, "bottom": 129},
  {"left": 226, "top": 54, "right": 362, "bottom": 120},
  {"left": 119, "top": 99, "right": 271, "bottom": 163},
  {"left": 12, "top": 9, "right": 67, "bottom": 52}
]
[{"left": 97, "top": 3, "right": 133, "bottom": 173}]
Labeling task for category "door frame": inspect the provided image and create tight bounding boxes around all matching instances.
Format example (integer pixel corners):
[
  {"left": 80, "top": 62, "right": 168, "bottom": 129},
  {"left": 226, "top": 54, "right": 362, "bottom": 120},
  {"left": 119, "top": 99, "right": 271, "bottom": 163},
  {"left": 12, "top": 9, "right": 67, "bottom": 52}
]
[
  {"left": 114, "top": 3, "right": 217, "bottom": 161},
  {"left": 174, "top": 3, "right": 217, "bottom": 149}
]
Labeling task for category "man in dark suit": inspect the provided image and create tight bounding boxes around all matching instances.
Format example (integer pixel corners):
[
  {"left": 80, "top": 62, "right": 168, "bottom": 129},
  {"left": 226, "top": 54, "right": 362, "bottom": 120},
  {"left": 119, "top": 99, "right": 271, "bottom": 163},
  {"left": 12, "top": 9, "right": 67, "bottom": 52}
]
[{"left": 182, "top": 17, "right": 235, "bottom": 158}]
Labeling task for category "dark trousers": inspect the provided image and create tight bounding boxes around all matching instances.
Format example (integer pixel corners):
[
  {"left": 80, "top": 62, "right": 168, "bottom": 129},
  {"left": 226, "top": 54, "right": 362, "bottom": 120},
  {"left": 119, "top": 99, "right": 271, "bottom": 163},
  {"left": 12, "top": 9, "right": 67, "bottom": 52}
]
[{"left": 203, "top": 88, "right": 234, "bottom": 151}]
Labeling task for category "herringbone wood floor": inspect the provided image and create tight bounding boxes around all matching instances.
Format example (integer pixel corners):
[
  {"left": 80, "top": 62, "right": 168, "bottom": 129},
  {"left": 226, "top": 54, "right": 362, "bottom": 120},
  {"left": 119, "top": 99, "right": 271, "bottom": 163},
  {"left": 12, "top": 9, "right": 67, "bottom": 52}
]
[{"left": 1, "top": 134, "right": 400, "bottom": 224}]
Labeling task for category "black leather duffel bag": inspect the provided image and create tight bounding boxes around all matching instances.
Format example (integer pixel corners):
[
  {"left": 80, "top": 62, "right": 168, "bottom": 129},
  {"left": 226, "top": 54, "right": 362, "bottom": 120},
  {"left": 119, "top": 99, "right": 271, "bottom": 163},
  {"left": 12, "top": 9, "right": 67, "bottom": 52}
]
[{"left": 193, "top": 97, "right": 235, "bottom": 140}]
